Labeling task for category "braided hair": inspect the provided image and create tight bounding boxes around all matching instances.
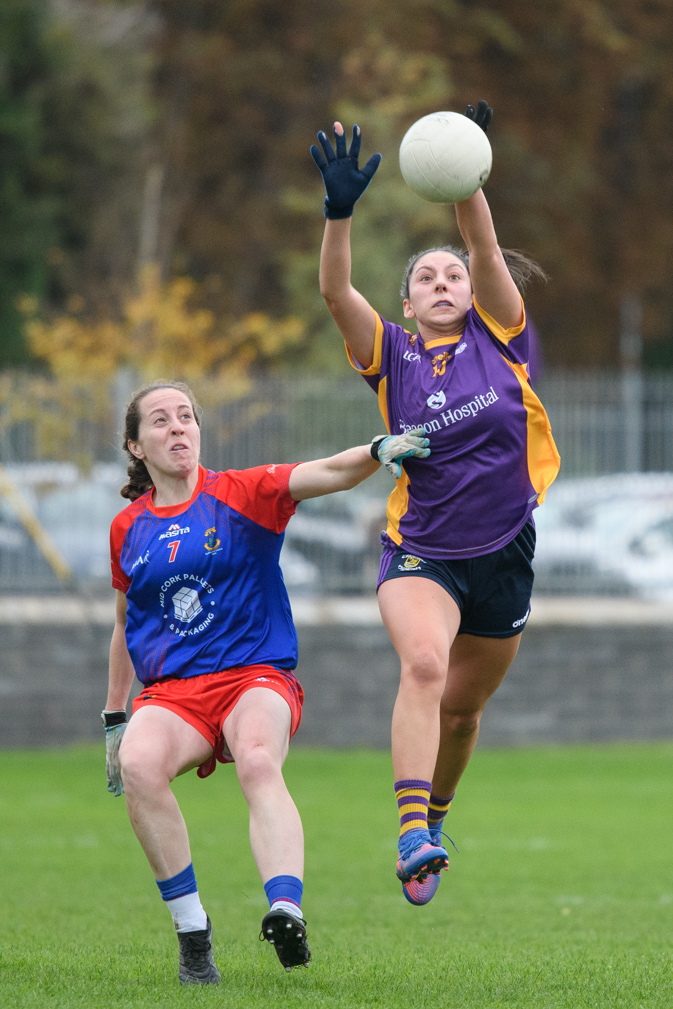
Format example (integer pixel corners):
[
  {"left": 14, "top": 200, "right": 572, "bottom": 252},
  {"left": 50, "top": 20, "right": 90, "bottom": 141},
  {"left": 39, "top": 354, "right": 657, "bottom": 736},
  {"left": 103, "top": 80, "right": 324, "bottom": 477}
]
[
  {"left": 399, "top": 245, "right": 548, "bottom": 300},
  {"left": 120, "top": 380, "right": 202, "bottom": 501}
]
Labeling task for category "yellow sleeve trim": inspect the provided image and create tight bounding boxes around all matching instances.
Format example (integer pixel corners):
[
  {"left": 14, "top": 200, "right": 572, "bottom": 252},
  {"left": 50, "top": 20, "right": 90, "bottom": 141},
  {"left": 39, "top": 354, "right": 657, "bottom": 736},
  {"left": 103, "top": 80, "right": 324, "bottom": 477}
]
[
  {"left": 473, "top": 296, "right": 526, "bottom": 345},
  {"left": 345, "top": 309, "right": 383, "bottom": 375}
]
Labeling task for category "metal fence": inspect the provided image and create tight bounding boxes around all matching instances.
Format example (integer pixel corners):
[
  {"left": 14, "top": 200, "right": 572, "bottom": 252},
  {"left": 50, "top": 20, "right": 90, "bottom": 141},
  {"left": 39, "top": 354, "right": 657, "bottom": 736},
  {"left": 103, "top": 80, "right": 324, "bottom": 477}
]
[{"left": 0, "top": 370, "right": 672, "bottom": 595}]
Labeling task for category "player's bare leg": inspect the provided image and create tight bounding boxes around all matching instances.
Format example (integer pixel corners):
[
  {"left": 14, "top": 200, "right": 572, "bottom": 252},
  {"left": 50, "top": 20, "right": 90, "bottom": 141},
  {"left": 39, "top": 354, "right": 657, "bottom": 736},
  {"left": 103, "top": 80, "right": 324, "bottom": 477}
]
[
  {"left": 120, "top": 705, "right": 212, "bottom": 878},
  {"left": 378, "top": 577, "right": 461, "bottom": 891},
  {"left": 397, "top": 631, "right": 522, "bottom": 906},
  {"left": 431, "top": 631, "right": 523, "bottom": 798},
  {"left": 119, "top": 706, "right": 220, "bottom": 984},
  {"left": 223, "top": 687, "right": 303, "bottom": 882},
  {"left": 223, "top": 687, "right": 310, "bottom": 970},
  {"left": 378, "top": 577, "right": 461, "bottom": 783}
]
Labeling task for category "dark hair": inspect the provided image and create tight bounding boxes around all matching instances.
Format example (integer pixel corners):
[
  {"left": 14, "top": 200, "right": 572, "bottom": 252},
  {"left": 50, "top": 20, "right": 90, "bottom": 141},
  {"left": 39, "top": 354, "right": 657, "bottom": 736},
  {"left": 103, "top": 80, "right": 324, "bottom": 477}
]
[
  {"left": 400, "top": 245, "right": 548, "bottom": 300},
  {"left": 120, "top": 380, "right": 202, "bottom": 501}
]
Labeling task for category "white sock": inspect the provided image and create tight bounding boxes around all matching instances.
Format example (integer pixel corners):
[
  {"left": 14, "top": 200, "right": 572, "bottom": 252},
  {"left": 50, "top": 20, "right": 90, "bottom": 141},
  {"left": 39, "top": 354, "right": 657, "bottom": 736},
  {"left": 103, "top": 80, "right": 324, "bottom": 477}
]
[
  {"left": 165, "top": 891, "right": 208, "bottom": 933},
  {"left": 271, "top": 899, "right": 303, "bottom": 920}
]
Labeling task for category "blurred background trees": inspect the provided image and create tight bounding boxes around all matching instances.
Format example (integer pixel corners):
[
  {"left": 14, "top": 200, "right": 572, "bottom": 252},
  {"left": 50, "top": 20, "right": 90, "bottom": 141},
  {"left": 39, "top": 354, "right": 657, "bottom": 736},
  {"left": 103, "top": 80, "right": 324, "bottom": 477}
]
[{"left": 2, "top": 0, "right": 673, "bottom": 374}]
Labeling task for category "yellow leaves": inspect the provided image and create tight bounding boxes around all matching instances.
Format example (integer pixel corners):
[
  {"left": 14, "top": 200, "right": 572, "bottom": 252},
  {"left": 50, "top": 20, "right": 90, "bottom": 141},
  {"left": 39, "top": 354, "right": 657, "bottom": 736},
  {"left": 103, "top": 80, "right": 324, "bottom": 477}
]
[{"left": 22, "top": 265, "right": 306, "bottom": 386}]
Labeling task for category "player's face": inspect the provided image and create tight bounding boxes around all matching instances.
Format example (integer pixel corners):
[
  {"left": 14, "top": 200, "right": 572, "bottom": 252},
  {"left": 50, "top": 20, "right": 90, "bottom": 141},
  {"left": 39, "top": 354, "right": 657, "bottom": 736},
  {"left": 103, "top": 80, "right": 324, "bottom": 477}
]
[
  {"left": 403, "top": 252, "right": 472, "bottom": 334},
  {"left": 129, "top": 388, "right": 201, "bottom": 480}
]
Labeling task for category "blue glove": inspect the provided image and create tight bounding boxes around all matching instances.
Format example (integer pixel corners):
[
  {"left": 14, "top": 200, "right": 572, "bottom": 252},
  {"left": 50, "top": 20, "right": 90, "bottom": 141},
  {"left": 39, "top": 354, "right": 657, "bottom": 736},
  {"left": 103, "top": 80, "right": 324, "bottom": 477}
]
[
  {"left": 464, "top": 99, "right": 493, "bottom": 133},
  {"left": 105, "top": 723, "right": 126, "bottom": 796},
  {"left": 371, "top": 427, "right": 430, "bottom": 479},
  {"left": 310, "top": 124, "right": 382, "bottom": 219}
]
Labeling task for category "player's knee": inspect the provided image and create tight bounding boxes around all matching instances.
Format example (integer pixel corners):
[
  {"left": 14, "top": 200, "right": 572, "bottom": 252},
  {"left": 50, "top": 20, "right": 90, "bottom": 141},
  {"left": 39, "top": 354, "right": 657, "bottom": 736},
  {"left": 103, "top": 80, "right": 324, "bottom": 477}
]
[
  {"left": 235, "top": 743, "right": 281, "bottom": 789},
  {"left": 119, "top": 745, "right": 167, "bottom": 794},
  {"left": 402, "top": 648, "right": 446, "bottom": 691},
  {"left": 442, "top": 710, "right": 482, "bottom": 738}
]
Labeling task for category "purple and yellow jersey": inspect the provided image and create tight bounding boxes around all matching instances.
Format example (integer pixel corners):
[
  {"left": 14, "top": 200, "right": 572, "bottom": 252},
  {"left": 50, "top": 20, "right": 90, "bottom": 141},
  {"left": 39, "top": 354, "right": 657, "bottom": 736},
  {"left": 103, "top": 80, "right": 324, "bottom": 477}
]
[
  {"left": 348, "top": 300, "right": 560, "bottom": 558},
  {"left": 110, "top": 464, "right": 299, "bottom": 685}
]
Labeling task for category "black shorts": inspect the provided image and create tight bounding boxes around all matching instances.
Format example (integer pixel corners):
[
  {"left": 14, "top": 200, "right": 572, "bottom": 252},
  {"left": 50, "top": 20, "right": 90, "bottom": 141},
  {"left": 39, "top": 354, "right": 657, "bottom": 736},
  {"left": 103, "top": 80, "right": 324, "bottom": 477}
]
[{"left": 377, "top": 520, "right": 536, "bottom": 639}]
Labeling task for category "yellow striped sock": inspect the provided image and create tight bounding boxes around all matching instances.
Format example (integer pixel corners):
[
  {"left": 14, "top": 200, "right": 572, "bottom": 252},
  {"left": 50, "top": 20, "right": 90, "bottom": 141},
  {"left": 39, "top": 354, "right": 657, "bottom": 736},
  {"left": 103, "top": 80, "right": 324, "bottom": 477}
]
[
  {"left": 395, "top": 778, "right": 432, "bottom": 838},
  {"left": 428, "top": 791, "right": 455, "bottom": 831}
]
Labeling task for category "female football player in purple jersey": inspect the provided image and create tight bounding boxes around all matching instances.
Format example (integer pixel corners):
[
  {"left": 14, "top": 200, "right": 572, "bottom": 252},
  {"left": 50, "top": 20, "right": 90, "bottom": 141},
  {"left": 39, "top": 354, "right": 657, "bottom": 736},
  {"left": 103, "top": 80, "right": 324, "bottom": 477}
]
[
  {"left": 102, "top": 380, "right": 428, "bottom": 982},
  {"left": 311, "top": 101, "right": 560, "bottom": 905}
]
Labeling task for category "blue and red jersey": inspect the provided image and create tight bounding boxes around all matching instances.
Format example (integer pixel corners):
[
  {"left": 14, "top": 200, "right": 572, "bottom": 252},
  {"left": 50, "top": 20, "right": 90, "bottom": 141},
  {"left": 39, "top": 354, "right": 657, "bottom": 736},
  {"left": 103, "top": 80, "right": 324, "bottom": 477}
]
[
  {"left": 348, "top": 300, "right": 560, "bottom": 559},
  {"left": 110, "top": 464, "right": 299, "bottom": 685}
]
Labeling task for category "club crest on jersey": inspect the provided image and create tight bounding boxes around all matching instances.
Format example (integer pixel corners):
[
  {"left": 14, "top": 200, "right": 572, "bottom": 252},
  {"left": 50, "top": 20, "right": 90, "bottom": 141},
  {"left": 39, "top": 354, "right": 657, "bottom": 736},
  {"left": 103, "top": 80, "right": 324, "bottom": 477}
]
[
  {"left": 159, "top": 522, "right": 190, "bottom": 541},
  {"left": 431, "top": 351, "right": 451, "bottom": 377},
  {"left": 204, "top": 527, "right": 221, "bottom": 553},
  {"left": 399, "top": 554, "right": 423, "bottom": 571}
]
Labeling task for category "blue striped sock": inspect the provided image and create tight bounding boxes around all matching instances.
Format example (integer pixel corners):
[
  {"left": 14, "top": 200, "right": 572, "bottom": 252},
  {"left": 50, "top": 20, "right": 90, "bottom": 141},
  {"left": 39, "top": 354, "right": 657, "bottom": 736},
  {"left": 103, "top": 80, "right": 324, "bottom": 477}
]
[
  {"left": 263, "top": 875, "right": 303, "bottom": 910},
  {"left": 156, "top": 862, "right": 198, "bottom": 900},
  {"left": 156, "top": 863, "right": 206, "bottom": 933}
]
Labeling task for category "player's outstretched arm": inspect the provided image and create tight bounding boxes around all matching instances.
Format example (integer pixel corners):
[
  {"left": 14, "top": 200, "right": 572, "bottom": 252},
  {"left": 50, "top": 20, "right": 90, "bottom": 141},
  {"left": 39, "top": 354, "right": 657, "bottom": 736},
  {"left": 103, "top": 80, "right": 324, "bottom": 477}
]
[
  {"left": 289, "top": 429, "right": 430, "bottom": 501},
  {"left": 454, "top": 101, "right": 522, "bottom": 330},
  {"left": 103, "top": 590, "right": 136, "bottom": 796},
  {"left": 311, "top": 123, "right": 380, "bottom": 368}
]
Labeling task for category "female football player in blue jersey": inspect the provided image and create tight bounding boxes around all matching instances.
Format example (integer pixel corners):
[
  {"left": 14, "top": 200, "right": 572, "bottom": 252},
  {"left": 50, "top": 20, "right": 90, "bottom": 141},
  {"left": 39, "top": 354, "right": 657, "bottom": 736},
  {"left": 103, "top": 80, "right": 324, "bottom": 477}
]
[
  {"left": 311, "top": 101, "right": 560, "bottom": 906},
  {"left": 102, "top": 379, "right": 429, "bottom": 983}
]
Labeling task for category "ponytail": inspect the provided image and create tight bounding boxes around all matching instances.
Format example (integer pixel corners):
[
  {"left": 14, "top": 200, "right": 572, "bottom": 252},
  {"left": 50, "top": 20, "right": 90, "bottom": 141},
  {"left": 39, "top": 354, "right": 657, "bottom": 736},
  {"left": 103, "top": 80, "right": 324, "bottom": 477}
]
[{"left": 120, "top": 457, "right": 153, "bottom": 502}]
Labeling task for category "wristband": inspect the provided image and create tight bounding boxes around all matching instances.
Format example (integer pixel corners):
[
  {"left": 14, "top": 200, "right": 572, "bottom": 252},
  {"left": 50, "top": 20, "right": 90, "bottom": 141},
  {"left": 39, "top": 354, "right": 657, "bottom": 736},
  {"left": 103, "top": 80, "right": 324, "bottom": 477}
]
[
  {"left": 370, "top": 435, "right": 386, "bottom": 462},
  {"left": 101, "top": 710, "right": 127, "bottom": 728}
]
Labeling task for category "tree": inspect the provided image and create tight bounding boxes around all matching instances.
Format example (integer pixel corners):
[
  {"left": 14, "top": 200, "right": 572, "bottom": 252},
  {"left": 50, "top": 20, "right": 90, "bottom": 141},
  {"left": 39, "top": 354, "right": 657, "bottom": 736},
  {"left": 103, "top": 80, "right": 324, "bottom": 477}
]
[{"left": 0, "top": 0, "right": 59, "bottom": 365}]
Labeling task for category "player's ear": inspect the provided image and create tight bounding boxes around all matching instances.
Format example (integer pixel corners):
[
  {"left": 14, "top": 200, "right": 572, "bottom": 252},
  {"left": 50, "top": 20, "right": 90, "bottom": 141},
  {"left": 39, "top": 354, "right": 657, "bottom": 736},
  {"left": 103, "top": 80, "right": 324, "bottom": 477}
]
[
  {"left": 402, "top": 298, "right": 416, "bottom": 320},
  {"left": 127, "top": 440, "right": 145, "bottom": 460}
]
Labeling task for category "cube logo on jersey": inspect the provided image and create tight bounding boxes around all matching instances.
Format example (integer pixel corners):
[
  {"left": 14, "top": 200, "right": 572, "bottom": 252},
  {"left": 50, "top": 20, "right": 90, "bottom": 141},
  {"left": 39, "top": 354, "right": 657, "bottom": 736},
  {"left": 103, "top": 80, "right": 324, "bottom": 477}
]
[{"left": 172, "top": 586, "right": 203, "bottom": 623}]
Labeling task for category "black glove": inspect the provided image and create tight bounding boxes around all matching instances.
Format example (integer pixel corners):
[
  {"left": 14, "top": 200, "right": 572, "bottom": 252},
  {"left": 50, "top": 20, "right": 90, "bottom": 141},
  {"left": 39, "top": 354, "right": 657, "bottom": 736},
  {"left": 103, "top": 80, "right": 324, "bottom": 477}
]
[
  {"left": 464, "top": 99, "right": 493, "bottom": 134},
  {"left": 310, "top": 124, "right": 382, "bottom": 219}
]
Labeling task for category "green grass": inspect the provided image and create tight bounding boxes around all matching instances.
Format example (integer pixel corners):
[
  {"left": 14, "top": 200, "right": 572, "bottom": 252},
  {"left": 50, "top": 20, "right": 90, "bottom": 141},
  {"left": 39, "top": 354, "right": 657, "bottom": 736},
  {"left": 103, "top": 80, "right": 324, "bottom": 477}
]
[{"left": 1, "top": 743, "right": 672, "bottom": 1008}]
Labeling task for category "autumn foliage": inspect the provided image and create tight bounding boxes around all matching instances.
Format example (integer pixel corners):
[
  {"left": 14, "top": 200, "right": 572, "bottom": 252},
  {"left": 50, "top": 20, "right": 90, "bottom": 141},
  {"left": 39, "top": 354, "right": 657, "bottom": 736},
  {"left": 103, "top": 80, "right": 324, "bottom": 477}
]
[{"left": 4, "top": 0, "right": 673, "bottom": 372}]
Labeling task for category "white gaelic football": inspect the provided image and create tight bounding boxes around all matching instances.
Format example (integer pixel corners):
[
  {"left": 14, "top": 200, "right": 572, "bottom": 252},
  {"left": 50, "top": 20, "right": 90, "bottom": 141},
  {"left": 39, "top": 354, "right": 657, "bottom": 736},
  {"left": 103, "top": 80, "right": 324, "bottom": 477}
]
[{"left": 399, "top": 111, "right": 492, "bottom": 204}]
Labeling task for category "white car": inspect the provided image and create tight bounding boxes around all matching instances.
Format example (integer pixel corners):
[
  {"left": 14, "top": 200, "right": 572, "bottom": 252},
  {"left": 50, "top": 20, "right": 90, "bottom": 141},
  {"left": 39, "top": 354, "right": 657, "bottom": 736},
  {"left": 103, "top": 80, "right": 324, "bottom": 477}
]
[{"left": 533, "top": 473, "right": 673, "bottom": 599}]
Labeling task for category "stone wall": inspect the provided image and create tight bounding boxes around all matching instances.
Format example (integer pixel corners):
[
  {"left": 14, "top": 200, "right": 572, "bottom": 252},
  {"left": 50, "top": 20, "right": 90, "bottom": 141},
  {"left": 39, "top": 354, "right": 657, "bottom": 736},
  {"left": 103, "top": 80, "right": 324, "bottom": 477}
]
[{"left": 1, "top": 596, "right": 672, "bottom": 749}]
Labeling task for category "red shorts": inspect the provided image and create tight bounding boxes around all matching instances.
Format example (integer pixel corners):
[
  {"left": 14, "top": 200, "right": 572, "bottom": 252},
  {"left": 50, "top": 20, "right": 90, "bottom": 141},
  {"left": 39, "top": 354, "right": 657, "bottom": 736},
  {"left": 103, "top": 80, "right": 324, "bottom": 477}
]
[{"left": 131, "top": 665, "right": 304, "bottom": 779}]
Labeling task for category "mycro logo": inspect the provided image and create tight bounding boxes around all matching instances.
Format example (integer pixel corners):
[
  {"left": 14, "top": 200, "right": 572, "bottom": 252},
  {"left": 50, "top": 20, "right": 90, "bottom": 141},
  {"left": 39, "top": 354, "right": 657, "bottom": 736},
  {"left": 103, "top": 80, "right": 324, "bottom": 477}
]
[{"left": 512, "top": 611, "right": 530, "bottom": 629}]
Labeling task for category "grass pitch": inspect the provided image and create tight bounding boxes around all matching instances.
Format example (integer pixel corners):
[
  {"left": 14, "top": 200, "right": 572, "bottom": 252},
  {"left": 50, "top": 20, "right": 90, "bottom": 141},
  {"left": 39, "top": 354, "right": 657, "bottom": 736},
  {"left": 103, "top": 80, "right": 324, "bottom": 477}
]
[{"left": 1, "top": 742, "right": 671, "bottom": 1008}]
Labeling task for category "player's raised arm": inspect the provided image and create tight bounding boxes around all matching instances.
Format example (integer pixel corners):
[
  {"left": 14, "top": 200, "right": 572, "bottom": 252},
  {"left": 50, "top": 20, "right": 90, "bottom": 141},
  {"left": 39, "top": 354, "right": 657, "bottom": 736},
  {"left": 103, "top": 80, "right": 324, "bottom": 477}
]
[
  {"left": 311, "top": 122, "right": 381, "bottom": 368},
  {"left": 288, "top": 429, "right": 430, "bottom": 501},
  {"left": 455, "top": 189, "right": 522, "bottom": 330},
  {"left": 452, "top": 102, "right": 522, "bottom": 330}
]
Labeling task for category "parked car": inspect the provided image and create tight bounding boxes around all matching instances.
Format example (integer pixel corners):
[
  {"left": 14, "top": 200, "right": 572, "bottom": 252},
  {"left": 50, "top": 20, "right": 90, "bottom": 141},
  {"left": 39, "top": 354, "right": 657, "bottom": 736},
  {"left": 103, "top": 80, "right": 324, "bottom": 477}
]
[
  {"left": 0, "top": 462, "right": 323, "bottom": 591},
  {"left": 533, "top": 473, "right": 673, "bottom": 599}
]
